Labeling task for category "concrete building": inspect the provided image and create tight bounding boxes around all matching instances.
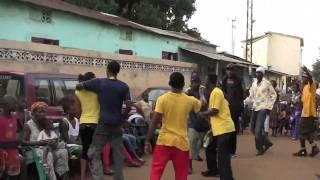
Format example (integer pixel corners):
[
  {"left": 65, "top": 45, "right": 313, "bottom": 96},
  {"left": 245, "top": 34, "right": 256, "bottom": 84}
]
[
  {"left": 243, "top": 32, "right": 304, "bottom": 90},
  {"left": 0, "top": 0, "right": 255, "bottom": 95}
]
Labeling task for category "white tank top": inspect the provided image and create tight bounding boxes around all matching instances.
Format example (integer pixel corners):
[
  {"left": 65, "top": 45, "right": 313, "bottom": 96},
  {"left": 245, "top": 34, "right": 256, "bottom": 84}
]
[{"left": 65, "top": 117, "right": 79, "bottom": 137}]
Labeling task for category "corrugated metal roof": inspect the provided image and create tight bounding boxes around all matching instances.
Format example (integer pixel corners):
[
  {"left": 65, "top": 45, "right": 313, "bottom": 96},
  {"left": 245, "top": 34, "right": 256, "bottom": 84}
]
[
  {"left": 20, "top": 0, "right": 217, "bottom": 47},
  {"left": 181, "top": 48, "right": 254, "bottom": 65}
]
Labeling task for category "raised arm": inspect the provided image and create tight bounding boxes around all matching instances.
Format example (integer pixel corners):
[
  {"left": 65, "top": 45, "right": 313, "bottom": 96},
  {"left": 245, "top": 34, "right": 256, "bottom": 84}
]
[
  {"left": 303, "top": 66, "right": 313, "bottom": 84},
  {"left": 76, "top": 79, "right": 100, "bottom": 92}
]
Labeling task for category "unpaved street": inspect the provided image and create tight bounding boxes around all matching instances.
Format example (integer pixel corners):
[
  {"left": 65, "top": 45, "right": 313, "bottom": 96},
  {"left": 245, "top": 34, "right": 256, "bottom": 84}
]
[{"left": 120, "top": 132, "right": 320, "bottom": 180}]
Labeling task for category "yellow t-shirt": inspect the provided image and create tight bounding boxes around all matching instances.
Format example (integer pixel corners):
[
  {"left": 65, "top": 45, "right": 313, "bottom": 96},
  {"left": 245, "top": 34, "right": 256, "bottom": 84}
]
[
  {"left": 75, "top": 90, "right": 100, "bottom": 124},
  {"left": 301, "top": 82, "right": 317, "bottom": 117},
  {"left": 209, "top": 88, "right": 235, "bottom": 136},
  {"left": 155, "top": 92, "right": 201, "bottom": 151}
]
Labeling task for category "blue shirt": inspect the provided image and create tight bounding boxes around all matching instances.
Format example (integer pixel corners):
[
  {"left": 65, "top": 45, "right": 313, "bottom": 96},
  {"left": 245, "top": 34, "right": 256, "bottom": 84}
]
[{"left": 83, "top": 78, "right": 130, "bottom": 126}]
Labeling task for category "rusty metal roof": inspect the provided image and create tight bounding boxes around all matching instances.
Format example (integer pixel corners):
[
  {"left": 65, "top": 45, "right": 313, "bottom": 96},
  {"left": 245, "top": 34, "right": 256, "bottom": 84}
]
[
  {"left": 20, "top": 0, "right": 217, "bottom": 46},
  {"left": 181, "top": 48, "right": 254, "bottom": 65}
]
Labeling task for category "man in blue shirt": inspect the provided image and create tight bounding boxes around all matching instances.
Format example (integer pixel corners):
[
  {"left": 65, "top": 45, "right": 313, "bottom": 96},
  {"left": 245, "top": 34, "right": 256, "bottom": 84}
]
[{"left": 76, "top": 61, "right": 131, "bottom": 180}]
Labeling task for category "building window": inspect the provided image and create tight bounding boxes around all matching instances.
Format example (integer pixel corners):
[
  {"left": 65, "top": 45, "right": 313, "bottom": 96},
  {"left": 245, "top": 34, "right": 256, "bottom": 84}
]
[
  {"left": 41, "top": 9, "right": 52, "bottom": 23},
  {"left": 162, "top": 51, "right": 178, "bottom": 61},
  {"left": 119, "top": 49, "right": 133, "bottom": 55},
  {"left": 32, "top": 37, "right": 59, "bottom": 46},
  {"left": 30, "top": 8, "right": 52, "bottom": 23},
  {"left": 120, "top": 30, "right": 133, "bottom": 41}
]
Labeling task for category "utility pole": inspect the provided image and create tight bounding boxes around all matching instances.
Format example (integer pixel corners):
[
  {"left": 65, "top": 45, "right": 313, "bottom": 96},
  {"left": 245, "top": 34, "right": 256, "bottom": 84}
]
[
  {"left": 231, "top": 18, "right": 236, "bottom": 55},
  {"left": 245, "top": 0, "right": 254, "bottom": 62},
  {"left": 245, "top": 0, "right": 249, "bottom": 61},
  {"left": 250, "top": 0, "right": 253, "bottom": 63}
]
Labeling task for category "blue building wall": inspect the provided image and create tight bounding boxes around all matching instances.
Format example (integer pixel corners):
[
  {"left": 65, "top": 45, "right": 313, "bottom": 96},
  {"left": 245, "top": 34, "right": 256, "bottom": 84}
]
[{"left": 0, "top": 1, "right": 187, "bottom": 60}]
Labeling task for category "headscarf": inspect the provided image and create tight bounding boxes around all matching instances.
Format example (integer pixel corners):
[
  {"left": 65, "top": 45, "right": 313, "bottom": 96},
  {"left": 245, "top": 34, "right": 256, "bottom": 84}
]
[{"left": 31, "top": 101, "right": 48, "bottom": 112}]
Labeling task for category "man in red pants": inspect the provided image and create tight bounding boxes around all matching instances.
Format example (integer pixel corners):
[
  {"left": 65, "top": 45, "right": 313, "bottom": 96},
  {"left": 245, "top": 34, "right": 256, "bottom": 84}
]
[{"left": 145, "top": 72, "right": 203, "bottom": 180}]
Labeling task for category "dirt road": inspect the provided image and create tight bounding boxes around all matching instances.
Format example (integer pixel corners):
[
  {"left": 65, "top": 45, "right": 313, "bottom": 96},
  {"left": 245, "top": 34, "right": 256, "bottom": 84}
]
[{"left": 119, "top": 132, "right": 320, "bottom": 180}]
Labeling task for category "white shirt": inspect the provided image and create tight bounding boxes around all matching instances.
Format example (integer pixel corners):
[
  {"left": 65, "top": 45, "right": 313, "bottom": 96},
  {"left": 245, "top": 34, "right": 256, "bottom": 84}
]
[
  {"left": 66, "top": 117, "right": 80, "bottom": 137},
  {"left": 37, "top": 130, "right": 58, "bottom": 141},
  {"left": 244, "top": 78, "right": 277, "bottom": 111}
]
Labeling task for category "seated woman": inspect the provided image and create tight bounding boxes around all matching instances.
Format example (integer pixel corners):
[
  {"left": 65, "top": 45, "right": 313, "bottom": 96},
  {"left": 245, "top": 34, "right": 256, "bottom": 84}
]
[{"left": 22, "top": 102, "right": 69, "bottom": 180}]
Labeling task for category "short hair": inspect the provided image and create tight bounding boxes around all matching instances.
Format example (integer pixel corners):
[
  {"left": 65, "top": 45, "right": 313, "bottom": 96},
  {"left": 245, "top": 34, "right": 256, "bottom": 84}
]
[
  {"left": 0, "top": 95, "right": 17, "bottom": 108},
  {"left": 78, "top": 72, "right": 95, "bottom": 82},
  {"left": 107, "top": 61, "right": 121, "bottom": 75},
  {"left": 31, "top": 101, "right": 48, "bottom": 112},
  {"left": 208, "top": 74, "right": 218, "bottom": 85},
  {"left": 169, "top": 72, "right": 185, "bottom": 90}
]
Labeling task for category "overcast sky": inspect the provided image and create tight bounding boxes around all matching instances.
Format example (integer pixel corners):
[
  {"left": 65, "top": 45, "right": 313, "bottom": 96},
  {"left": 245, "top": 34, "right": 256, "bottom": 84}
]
[{"left": 188, "top": 0, "right": 320, "bottom": 69}]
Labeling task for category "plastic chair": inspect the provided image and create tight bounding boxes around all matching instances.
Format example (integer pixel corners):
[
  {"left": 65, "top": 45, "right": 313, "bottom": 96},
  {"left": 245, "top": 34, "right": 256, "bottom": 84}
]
[{"left": 20, "top": 146, "right": 47, "bottom": 180}]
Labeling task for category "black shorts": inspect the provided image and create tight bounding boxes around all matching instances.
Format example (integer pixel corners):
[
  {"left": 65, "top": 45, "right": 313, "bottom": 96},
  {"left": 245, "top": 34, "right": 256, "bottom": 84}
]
[
  {"left": 299, "top": 117, "right": 317, "bottom": 140},
  {"left": 79, "top": 124, "right": 97, "bottom": 160}
]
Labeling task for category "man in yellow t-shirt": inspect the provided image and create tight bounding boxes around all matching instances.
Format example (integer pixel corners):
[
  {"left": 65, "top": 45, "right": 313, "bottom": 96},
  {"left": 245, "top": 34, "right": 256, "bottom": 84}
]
[
  {"left": 200, "top": 74, "right": 235, "bottom": 180},
  {"left": 293, "top": 66, "right": 319, "bottom": 157},
  {"left": 145, "top": 72, "right": 202, "bottom": 180}
]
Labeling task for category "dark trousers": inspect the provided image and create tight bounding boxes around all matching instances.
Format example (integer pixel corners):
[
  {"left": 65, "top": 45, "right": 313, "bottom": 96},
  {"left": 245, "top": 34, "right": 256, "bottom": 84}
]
[
  {"left": 79, "top": 124, "right": 97, "bottom": 160},
  {"left": 251, "top": 110, "right": 272, "bottom": 152},
  {"left": 205, "top": 135, "right": 218, "bottom": 173},
  {"left": 87, "top": 123, "right": 124, "bottom": 180},
  {"left": 205, "top": 133, "right": 234, "bottom": 180},
  {"left": 230, "top": 110, "right": 240, "bottom": 154}
]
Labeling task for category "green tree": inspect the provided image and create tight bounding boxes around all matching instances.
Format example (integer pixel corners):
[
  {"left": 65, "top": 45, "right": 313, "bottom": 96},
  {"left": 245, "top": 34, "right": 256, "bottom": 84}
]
[
  {"left": 312, "top": 59, "right": 320, "bottom": 82},
  {"left": 63, "top": 0, "right": 201, "bottom": 39}
]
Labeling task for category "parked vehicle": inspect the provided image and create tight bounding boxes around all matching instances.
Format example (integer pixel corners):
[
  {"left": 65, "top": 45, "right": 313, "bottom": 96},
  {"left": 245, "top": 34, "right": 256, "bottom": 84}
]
[
  {"left": 136, "top": 87, "right": 171, "bottom": 108},
  {"left": 0, "top": 71, "right": 78, "bottom": 121}
]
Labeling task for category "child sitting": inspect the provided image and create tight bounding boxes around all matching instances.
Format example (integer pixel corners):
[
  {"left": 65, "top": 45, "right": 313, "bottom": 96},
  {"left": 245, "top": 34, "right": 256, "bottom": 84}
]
[
  {"left": 0, "top": 96, "right": 20, "bottom": 180},
  {"left": 37, "top": 119, "right": 58, "bottom": 180}
]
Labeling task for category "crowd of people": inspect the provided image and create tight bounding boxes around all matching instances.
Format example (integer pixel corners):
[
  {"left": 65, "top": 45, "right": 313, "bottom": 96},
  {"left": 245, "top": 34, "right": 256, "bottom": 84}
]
[{"left": 0, "top": 60, "right": 319, "bottom": 180}]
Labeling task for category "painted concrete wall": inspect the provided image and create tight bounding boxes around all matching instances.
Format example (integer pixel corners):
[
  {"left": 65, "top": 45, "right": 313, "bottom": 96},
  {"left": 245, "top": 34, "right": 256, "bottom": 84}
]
[
  {"left": 267, "top": 34, "right": 301, "bottom": 76},
  {"left": 0, "top": 40, "right": 195, "bottom": 97},
  {"left": 0, "top": 1, "right": 189, "bottom": 61},
  {"left": 246, "top": 37, "right": 269, "bottom": 68}
]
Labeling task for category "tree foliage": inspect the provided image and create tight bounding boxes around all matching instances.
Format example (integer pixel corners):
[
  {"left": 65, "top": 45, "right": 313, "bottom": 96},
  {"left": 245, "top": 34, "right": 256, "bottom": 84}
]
[
  {"left": 63, "top": 0, "right": 202, "bottom": 39},
  {"left": 312, "top": 59, "right": 320, "bottom": 82}
]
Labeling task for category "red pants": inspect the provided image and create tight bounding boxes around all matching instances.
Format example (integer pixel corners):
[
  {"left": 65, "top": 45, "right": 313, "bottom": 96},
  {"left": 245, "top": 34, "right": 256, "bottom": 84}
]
[
  {"left": 103, "top": 144, "right": 133, "bottom": 169},
  {"left": 150, "top": 145, "right": 189, "bottom": 180}
]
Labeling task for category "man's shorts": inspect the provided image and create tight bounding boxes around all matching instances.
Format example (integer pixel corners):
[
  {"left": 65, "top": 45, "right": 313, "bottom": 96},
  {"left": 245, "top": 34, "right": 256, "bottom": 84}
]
[
  {"left": 299, "top": 117, "right": 317, "bottom": 140},
  {"left": 0, "top": 149, "right": 20, "bottom": 176}
]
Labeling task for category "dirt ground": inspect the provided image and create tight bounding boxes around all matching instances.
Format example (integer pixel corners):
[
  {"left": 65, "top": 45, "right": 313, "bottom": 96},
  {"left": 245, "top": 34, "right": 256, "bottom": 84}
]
[
  {"left": 74, "top": 131, "right": 319, "bottom": 180},
  {"left": 118, "top": 131, "right": 320, "bottom": 180}
]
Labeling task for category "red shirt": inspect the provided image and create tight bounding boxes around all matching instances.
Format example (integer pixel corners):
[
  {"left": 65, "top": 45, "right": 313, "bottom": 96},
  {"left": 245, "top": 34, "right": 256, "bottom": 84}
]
[{"left": 0, "top": 114, "right": 17, "bottom": 142}]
